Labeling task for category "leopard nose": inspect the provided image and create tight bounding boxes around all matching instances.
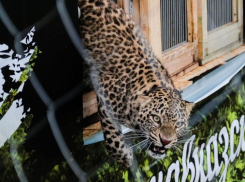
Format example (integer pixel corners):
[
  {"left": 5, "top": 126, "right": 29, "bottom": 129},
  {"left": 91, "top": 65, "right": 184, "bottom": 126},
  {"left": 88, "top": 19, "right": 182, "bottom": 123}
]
[{"left": 161, "top": 138, "right": 171, "bottom": 145}]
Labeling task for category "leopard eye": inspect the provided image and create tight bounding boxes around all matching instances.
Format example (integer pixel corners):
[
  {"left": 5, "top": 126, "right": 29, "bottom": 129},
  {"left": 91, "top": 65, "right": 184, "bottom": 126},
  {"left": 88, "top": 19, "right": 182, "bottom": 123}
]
[
  {"left": 152, "top": 115, "right": 161, "bottom": 123},
  {"left": 175, "top": 121, "right": 185, "bottom": 128}
]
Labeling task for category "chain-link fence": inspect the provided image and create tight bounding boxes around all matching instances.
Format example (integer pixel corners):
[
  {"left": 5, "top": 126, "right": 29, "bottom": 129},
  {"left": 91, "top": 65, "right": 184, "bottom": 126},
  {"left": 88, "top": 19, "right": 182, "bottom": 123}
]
[
  {"left": 1, "top": 1, "right": 245, "bottom": 182},
  {"left": 0, "top": 0, "right": 89, "bottom": 181}
]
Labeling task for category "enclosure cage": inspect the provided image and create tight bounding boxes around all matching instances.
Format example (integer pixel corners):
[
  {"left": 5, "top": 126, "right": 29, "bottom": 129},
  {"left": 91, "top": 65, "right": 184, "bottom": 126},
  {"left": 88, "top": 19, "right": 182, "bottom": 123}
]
[{"left": 0, "top": 0, "right": 245, "bottom": 182}]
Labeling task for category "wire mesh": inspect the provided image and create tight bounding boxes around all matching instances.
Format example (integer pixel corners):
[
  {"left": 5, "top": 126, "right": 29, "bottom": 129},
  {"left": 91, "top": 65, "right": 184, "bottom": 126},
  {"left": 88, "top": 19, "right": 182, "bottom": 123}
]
[
  {"left": 0, "top": 0, "right": 88, "bottom": 181},
  {"left": 160, "top": 0, "right": 187, "bottom": 52},
  {"left": 207, "top": 0, "right": 233, "bottom": 31},
  {"left": 0, "top": 0, "right": 241, "bottom": 182}
]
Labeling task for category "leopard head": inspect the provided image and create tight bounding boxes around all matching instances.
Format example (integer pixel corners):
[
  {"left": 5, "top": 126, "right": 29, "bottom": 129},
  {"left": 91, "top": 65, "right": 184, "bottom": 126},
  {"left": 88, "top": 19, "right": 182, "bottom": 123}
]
[{"left": 133, "top": 87, "right": 194, "bottom": 159}]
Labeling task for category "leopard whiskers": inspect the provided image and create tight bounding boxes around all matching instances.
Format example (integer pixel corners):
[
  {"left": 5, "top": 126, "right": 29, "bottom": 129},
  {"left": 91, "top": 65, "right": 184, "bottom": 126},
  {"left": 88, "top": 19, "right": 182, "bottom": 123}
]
[
  {"left": 140, "top": 140, "right": 150, "bottom": 151},
  {"left": 173, "top": 145, "right": 182, "bottom": 153},
  {"left": 123, "top": 133, "right": 147, "bottom": 137},
  {"left": 132, "top": 129, "right": 148, "bottom": 134},
  {"left": 146, "top": 141, "right": 153, "bottom": 152},
  {"left": 134, "top": 140, "right": 150, "bottom": 152},
  {"left": 123, "top": 133, "right": 148, "bottom": 140},
  {"left": 130, "top": 139, "right": 149, "bottom": 151},
  {"left": 134, "top": 139, "right": 149, "bottom": 148},
  {"left": 123, "top": 136, "right": 147, "bottom": 140},
  {"left": 176, "top": 138, "right": 196, "bottom": 144}
]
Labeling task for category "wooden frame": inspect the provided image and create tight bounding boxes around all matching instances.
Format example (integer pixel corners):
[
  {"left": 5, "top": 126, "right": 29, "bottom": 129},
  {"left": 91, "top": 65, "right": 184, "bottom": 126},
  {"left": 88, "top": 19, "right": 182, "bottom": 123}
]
[
  {"left": 198, "top": 0, "right": 243, "bottom": 65},
  {"left": 137, "top": 0, "right": 198, "bottom": 76}
]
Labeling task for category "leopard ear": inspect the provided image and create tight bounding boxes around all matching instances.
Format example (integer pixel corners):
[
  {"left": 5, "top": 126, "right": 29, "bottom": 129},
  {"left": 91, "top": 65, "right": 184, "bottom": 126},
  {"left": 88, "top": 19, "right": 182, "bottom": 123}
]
[
  {"left": 185, "top": 101, "right": 195, "bottom": 114},
  {"left": 137, "top": 95, "right": 152, "bottom": 108}
]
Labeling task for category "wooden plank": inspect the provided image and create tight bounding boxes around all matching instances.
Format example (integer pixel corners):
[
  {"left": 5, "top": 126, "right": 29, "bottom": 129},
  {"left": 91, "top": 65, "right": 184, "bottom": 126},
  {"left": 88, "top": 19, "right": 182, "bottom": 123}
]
[
  {"left": 83, "top": 98, "right": 97, "bottom": 109},
  {"left": 198, "top": 0, "right": 208, "bottom": 42},
  {"left": 198, "top": 41, "right": 204, "bottom": 60},
  {"left": 118, "top": 0, "right": 130, "bottom": 14},
  {"left": 208, "top": 22, "right": 239, "bottom": 41},
  {"left": 197, "top": 0, "right": 207, "bottom": 61},
  {"left": 166, "top": 51, "right": 194, "bottom": 75},
  {"left": 164, "top": 50, "right": 193, "bottom": 68},
  {"left": 237, "top": 0, "right": 243, "bottom": 43},
  {"left": 139, "top": 0, "right": 150, "bottom": 42},
  {"left": 202, "top": 37, "right": 243, "bottom": 65},
  {"left": 161, "top": 42, "right": 195, "bottom": 64},
  {"left": 139, "top": 0, "right": 162, "bottom": 58},
  {"left": 176, "top": 45, "right": 245, "bottom": 82},
  {"left": 83, "top": 122, "right": 102, "bottom": 139},
  {"left": 173, "top": 80, "right": 193, "bottom": 90},
  {"left": 201, "top": 0, "right": 207, "bottom": 41},
  {"left": 191, "top": 0, "right": 198, "bottom": 42},
  {"left": 208, "top": 29, "right": 240, "bottom": 54},
  {"left": 233, "top": 0, "right": 238, "bottom": 22},
  {"left": 132, "top": 0, "right": 140, "bottom": 25},
  {"left": 176, "top": 71, "right": 184, "bottom": 78},
  {"left": 117, "top": 0, "right": 123, "bottom": 8},
  {"left": 83, "top": 103, "right": 98, "bottom": 118},
  {"left": 191, "top": 0, "right": 198, "bottom": 61},
  {"left": 184, "top": 62, "right": 199, "bottom": 74},
  {"left": 187, "top": 0, "right": 193, "bottom": 42},
  {"left": 147, "top": 0, "right": 162, "bottom": 58},
  {"left": 124, "top": 0, "right": 130, "bottom": 14},
  {"left": 83, "top": 91, "right": 96, "bottom": 103},
  {"left": 238, "top": 0, "right": 243, "bottom": 27},
  {"left": 164, "top": 56, "right": 181, "bottom": 68}
]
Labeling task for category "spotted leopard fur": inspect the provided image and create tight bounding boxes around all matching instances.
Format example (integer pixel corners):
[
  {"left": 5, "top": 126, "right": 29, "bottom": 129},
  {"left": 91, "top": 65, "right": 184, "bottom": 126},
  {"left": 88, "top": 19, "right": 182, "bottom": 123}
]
[{"left": 78, "top": 0, "right": 194, "bottom": 167}]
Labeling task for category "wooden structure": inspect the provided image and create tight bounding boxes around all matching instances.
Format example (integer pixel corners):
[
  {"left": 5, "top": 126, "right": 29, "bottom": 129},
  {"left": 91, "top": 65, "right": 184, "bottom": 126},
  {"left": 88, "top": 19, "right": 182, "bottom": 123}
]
[
  {"left": 119, "top": 0, "right": 199, "bottom": 77},
  {"left": 83, "top": 0, "right": 245, "bottom": 138},
  {"left": 198, "top": 0, "right": 244, "bottom": 65}
]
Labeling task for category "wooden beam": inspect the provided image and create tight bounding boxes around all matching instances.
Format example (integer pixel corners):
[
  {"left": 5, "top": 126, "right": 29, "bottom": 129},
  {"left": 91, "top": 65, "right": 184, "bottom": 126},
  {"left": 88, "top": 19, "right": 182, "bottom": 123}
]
[
  {"left": 175, "top": 45, "right": 245, "bottom": 82},
  {"left": 197, "top": 0, "right": 208, "bottom": 60},
  {"left": 83, "top": 122, "right": 102, "bottom": 139},
  {"left": 192, "top": 0, "right": 198, "bottom": 61},
  {"left": 238, "top": 0, "right": 243, "bottom": 28},
  {"left": 132, "top": 0, "right": 140, "bottom": 25},
  {"left": 161, "top": 42, "right": 195, "bottom": 64},
  {"left": 187, "top": 0, "right": 193, "bottom": 42},
  {"left": 139, "top": 0, "right": 162, "bottom": 58},
  {"left": 173, "top": 80, "right": 193, "bottom": 91},
  {"left": 83, "top": 91, "right": 96, "bottom": 103},
  {"left": 83, "top": 91, "right": 98, "bottom": 118},
  {"left": 233, "top": 0, "right": 238, "bottom": 22}
]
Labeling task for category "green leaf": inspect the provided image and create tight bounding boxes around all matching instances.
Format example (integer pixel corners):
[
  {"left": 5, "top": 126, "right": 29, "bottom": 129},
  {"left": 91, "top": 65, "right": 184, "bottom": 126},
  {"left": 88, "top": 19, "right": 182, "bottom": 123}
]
[{"left": 235, "top": 161, "right": 245, "bottom": 171}]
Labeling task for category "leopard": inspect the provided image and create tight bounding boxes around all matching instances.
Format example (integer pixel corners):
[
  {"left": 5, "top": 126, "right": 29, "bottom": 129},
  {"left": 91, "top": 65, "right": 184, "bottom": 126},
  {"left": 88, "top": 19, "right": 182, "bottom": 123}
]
[{"left": 78, "top": 0, "right": 194, "bottom": 167}]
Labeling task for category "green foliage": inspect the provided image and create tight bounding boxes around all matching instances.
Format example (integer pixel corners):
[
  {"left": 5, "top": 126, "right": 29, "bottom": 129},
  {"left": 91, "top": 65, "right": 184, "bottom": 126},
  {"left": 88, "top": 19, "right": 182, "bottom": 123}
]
[
  {"left": 0, "top": 46, "right": 41, "bottom": 119},
  {"left": 80, "top": 71, "right": 245, "bottom": 182},
  {"left": 43, "top": 162, "right": 69, "bottom": 182},
  {"left": 0, "top": 114, "right": 34, "bottom": 182},
  {"left": 0, "top": 47, "right": 40, "bottom": 182},
  {"left": 2, "top": 50, "right": 245, "bottom": 182},
  {"left": 19, "top": 47, "right": 41, "bottom": 83}
]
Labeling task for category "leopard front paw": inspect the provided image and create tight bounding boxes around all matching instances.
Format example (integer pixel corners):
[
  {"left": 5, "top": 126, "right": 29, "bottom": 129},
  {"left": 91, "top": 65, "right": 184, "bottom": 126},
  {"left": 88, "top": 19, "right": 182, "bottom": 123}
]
[
  {"left": 107, "top": 143, "right": 133, "bottom": 168},
  {"left": 117, "top": 145, "right": 133, "bottom": 168}
]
